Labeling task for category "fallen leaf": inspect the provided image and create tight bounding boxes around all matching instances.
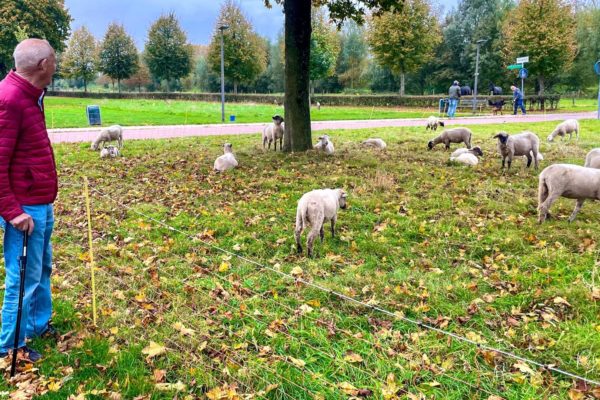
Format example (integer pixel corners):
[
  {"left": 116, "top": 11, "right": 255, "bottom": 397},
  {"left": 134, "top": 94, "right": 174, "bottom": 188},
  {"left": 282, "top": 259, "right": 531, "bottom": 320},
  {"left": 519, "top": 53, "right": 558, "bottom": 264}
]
[
  {"left": 155, "top": 381, "right": 186, "bottom": 391},
  {"left": 344, "top": 351, "right": 364, "bottom": 364},
  {"left": 142, "top": 341, "right": 166, "bottom": 361}
]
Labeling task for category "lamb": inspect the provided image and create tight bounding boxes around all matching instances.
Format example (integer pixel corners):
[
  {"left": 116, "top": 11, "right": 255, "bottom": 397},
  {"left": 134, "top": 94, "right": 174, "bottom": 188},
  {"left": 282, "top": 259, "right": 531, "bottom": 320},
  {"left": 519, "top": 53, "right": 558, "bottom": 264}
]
[
  {"left": 547, "top": 119, "right": 579, "bottom": 142},
  {"left": 449, "top": 146, "right": 483, "bottom": 166},
  {"left": 426, "top": 116, "right": 445, "bottom": 131},
  {"left": 294, "top": 188, "right": 347, "bottom": 257},
  {"left": 428, "top": 128, "right": 472, "bottom": 150},
  {"left": 91, "top": 125, "right": 123, "bottom": 150},
  {"left": 361, "top": 138, "right": 387, "bottom": 149},
  {"left": 262, "top": 115, "right": 285, "bottom": 151},
  {"left": 584, "top": 148, "right": 600, "bottom": 169},
  {"left": 493, "top": 131, "right": 540, "bottom": 171},
  {"left": 100, "top": 145, "right": 120, "bottom": 158},
  {"left": 314, "top": 135, "right": 335, "bottom": 155},
  {"left": 213, "top": 143, "right": 238, "bottom": 172},
  {"left": 538, "top": 164, "right": 600, "bottom": 223}
]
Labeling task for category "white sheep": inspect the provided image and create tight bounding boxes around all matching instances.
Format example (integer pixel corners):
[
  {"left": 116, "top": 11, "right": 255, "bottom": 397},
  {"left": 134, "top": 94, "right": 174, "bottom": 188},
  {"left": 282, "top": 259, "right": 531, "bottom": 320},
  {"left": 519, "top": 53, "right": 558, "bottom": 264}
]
[
  {"left": 294, "top": 188, "right": 347, "bottom": 257},
  {"left": 91, "top": 125, "right": 123, "bottom": 150},
  {"left": 100, "top": 145, "right": 120, "bottom": 158},
  {"left": 213, "top": 143, "right": 238, "bottom": 172},
  {"left": 428, "top": 128, "right": 472, "bottom": 150},
  {"left": 262, "top": 115, "right": 285, "bottom": 151},
  {"left": 584, "top": 148, "right": 600, "bottom": 169},
  {"left": 547, "top": 119, "right": 579, "bottom": 142},
  {"left": 361, "top": 138, "right": 387, "bottom": 149},
  {"left": 538, "top": 164, "right": 600, "bottom": 223},
  {"left": 493, "top": 131, "right": 540, "bottom": 171},
  {"left": 314, "top": 135, "right": 335, "bottom": 155},
  {"left": 426, "top": 116, "right": 445, "bottom": 131},
  {"left": 449, "top": 146, "right": 483, "bottom": 166}
]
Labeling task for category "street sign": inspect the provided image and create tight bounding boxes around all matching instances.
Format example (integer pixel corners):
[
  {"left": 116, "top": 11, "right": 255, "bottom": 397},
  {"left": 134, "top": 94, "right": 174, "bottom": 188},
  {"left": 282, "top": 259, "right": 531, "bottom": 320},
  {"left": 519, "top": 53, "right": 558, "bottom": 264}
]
[
  {"left": 519, "top": 68, "right": 528, "bottom": 79},
  {"left": 516, "top": 56, "right": 529, "bottom": 64},
  {"left": 507, "top": 64, "right": 522, "bottom": 70},
  {"left": 594, "top": 60, "right": 600, "bottom": 76}
]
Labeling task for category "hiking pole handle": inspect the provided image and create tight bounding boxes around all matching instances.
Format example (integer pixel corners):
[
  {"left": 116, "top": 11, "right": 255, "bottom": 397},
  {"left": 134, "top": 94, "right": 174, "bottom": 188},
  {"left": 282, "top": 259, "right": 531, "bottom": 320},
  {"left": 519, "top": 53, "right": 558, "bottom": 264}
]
[{"left": 10, "top": 232, "right": 29, "bottom": 377}]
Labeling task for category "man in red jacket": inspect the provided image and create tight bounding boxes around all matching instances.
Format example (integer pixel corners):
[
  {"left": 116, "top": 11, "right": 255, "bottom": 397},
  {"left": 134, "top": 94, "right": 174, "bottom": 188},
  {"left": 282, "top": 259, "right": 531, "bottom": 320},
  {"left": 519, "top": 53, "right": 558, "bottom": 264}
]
[{"left": 0, "top": 39, "right": 58, "bottom": 362}]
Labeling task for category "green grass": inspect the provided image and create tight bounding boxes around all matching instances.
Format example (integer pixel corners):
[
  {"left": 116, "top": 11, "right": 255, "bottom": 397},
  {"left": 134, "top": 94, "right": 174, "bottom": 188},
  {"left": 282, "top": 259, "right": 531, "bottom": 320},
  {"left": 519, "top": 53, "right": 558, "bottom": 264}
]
[
  {"left": 45, "top": 96, "right": 599, "bottom": 129},
  {"left": 1, "top": 120, "right": 600, "bottom": 398}
]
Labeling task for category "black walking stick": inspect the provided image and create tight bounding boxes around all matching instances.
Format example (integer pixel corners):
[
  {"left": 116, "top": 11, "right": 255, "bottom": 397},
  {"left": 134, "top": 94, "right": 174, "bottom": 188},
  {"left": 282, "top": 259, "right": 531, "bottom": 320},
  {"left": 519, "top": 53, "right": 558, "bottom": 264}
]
[{"left": 10, "top": 232, "right": 28, "bottom": 378}]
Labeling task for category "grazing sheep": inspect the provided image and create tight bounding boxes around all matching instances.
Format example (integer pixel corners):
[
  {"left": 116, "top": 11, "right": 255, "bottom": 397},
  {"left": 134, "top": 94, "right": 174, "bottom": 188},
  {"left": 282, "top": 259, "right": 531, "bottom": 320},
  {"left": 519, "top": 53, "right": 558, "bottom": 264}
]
[
  {"left": 316, "top": 101, "right": 321, "bottom": 110},
  {"left": 428, "top": 128, "right": 472, "bottom": 150},
  {"left": 493, "top": 131, "right": 540, "bottom": 171},
  {"left": 262, "top": 115, "right": 285, "bottom": 151},
  {"left": 361, "top": 138, "right": 387, "bottom": 149},
  {"left": 294, "top": 188, "right": 347, "bottom": 257},
  {"left": 91, "top": 125, "right": 123, "bottom": 150},
  {"left": 314, "top": 135, "right": 335, "bottom": 155},
  {"left": 538, "top": 164, "right": 600, "bottom": 223},
  {"left": 213, "top": 143, "right": 238, "bottom": 172},
  {"left": 584, "top": 148, "right": 600, "bottom": 169},
  {"left": 426, "top": 116, "right": 445, "bottom": 131},
  {"left": 100, "top": 145, "right": 120, "bottom": 158},
  {"left": 547, "top": 119, "right": 580, "bottom": 142},
  {"left": 449, "top": 146, "right": 483, "bottom": 166}
]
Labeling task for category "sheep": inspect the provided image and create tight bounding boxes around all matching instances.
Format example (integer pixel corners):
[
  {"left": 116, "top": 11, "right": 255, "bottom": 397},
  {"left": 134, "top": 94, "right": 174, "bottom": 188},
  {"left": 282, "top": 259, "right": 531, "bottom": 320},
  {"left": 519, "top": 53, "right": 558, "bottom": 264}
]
[
  {"left": 294, "top": 188, "right": 347, "bottom": 257},
  {"left": 100, "top": 145, "right": 120, "bottom": 158},
  {"left": 547, "top": 119, "right": 579, "bottom": 142},
  {"left": 584, "top": 148, "right": 600, "bottom": 169},
  {"left": 493, "top": 131, "right": 540, "bottom": 171},
  {"left": 262, "top": 115, "right": 285, "bottom": 151},
  {"left": 449, "top": 146, "right": 483, "bottom": 166},
  {"left": 91, "top": 125, "right": 123, "bottom": 150},
  {"left": 538, "top": 164, "right": 600, "bottom": 223},
  {"left": 361, "top": 138, "right": 387, "bottom": 149},
  {"left": 213, "top": 143, "right": 238, "bottom": 172},
  {"left": 314, "top": 135, "right": 335, "bottom": 155},
  {"left": 428, "top": 128, "right": 472, "bottom": 150},
  {"left": 426, "top": 116, "right": 445, "bottom": 131}
]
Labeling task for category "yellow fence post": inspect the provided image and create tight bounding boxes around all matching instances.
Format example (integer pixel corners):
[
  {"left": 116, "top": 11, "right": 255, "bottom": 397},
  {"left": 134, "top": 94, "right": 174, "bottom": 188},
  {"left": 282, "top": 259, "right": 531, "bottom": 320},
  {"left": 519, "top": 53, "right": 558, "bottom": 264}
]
[{"left": 83, "top": 177, "right": 98, "bottom": 326}]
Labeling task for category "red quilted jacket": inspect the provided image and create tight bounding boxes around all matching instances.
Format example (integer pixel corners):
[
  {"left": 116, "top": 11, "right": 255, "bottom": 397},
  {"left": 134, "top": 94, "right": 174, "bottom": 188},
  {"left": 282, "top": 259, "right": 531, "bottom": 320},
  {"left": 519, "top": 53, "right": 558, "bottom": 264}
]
[{"left": 0, "top": 70, "right": 58, "bottom": 222}]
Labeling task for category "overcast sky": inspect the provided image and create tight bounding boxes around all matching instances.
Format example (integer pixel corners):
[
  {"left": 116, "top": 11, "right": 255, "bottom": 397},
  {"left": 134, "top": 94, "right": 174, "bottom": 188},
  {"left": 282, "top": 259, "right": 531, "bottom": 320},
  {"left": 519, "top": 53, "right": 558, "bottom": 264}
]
[{"left": 65, "top": 0, "right": 460, "bottom": 49}]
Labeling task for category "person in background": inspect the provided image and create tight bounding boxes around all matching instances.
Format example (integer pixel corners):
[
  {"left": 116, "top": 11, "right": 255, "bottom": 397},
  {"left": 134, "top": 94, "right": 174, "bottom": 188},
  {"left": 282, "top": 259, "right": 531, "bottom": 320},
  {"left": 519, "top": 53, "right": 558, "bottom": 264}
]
[
  {"left": 0, "top": 39, "right": 59, "bottom": 363},
  {"left": 511, "top": 85, "right": 526, "bottom": 115},
  {"left": 447, "top": 80, "right": 461, "bottom": 119}
]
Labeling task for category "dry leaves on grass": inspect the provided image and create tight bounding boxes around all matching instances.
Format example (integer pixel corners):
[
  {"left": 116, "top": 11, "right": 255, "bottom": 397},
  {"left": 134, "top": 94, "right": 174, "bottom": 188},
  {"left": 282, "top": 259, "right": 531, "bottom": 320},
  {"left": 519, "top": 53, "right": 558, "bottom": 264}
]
[{"left": 141, "top": 341, "right": 167, "bottom": 362}]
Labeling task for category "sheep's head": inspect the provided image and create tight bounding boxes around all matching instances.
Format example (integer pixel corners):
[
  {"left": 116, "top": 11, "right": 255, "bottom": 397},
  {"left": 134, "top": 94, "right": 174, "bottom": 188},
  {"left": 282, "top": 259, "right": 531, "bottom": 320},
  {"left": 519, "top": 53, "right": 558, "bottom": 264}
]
[
  {"left": 318, "top": 135, "right": 330, "bottom": 146},
  {"left": 493, "top": 132, "right": 509, "bottom": 145},
  {"left": 224, "top": 143, "right": 233, "bottom": 153},
  {"left": 91, "top": 142, "right": 99, "bottom": 151},
  {"left": 337, "top": 189, "right": 348, "bottom": 210},
  {"left": 427, "top": 141, "right": 434, "bottom": 150},
  {"left": 470, "top": 146, "right": 483, "bottom": 157},
  {"left": 272, "top": 115, "right": 284, "bottom": 125},
  {"left": 547, "top": 133, "right": 555, "bottom": 142},
  {"left": 439, "top": 121, "right": 445, "bottom": 127}
]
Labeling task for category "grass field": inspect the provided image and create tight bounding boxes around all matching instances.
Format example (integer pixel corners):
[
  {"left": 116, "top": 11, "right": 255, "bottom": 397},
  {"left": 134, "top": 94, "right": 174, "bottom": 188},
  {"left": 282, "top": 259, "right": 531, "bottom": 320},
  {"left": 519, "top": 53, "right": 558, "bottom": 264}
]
[
  {"left": 44, "top": 96, "right": 599, "bottom": 129},
  {"left": 1, "top": 120, "right": 599, "bottom": 399}
]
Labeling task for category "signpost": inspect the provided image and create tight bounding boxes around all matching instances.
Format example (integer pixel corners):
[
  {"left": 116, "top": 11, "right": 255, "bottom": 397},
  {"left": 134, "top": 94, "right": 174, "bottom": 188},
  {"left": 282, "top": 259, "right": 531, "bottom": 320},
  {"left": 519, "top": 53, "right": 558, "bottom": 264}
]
[
  {"left": 595, "top": 60, "right": 600, "bottom": 120},
  {"left": 516, "top": 56, "right": 529, "bottom": 96}
]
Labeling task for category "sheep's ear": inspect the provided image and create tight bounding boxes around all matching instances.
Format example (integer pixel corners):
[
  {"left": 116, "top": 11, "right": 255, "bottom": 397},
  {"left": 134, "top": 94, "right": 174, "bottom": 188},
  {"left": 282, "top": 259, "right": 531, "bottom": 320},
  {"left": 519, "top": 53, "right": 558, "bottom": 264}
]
[
  {"left": 318, "top": 136, "right": 323, "bottom": 140},
  {"left": 492, "top": 134, "right": 501, "bottom": 139}
]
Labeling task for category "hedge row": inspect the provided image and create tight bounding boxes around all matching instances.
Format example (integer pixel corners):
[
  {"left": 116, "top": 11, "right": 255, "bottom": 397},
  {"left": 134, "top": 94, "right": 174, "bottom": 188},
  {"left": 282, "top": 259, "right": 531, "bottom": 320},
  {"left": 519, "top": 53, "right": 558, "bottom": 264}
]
[{"left": 46, "top": 91, "right": 561, "bottom": 110}]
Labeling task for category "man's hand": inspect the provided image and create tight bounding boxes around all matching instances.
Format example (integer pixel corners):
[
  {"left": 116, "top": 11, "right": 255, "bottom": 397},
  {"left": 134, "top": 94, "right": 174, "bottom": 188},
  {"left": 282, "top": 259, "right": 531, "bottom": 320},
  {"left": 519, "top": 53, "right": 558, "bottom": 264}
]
[{"left": 9, "top": 213, "right": 34, "bottom": 235}]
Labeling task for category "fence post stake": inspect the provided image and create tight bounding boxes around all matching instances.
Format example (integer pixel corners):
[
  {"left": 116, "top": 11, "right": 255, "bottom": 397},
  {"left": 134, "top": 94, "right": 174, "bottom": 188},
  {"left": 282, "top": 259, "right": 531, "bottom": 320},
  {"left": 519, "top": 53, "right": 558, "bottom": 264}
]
[{"left": 83, "top": 177, "right": 98, "bottom": 326}]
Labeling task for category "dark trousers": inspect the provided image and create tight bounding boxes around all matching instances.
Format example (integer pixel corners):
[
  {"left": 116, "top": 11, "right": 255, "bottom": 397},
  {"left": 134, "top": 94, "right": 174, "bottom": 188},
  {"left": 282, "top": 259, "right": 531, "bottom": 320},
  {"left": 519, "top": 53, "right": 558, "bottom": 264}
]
[{"left": 513, "top": 100, "right": 526, "bottom": 115}]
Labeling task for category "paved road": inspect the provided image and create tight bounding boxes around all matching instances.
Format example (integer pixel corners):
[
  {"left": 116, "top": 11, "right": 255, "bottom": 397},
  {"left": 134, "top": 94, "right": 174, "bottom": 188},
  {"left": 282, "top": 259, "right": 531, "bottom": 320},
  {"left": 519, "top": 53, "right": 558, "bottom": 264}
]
[{"left": 48, "top": 111, "right": 597, "bottom": 144}]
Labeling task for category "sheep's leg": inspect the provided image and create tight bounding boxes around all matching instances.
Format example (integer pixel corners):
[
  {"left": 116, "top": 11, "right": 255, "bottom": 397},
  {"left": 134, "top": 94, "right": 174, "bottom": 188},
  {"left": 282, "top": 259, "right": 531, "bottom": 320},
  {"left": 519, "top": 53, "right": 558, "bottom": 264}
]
[
  {"left": 295, "top": 225, "right": 303, "bottom": 254},
  {"left": 331, "top": 215, "right": 337, "bottom": 238},
  {"left": 568, "top": 199, "right": 585, "bottom": 223},
  {"left": 274, "top": 139, "right": 277, "bottom": 152},
  {"left": 533, "top": 153, "right": 539, "bottom": 170},
  {"left": 319, "top": 225, "right": 324, "bottom": 243},
  {"left": 118, "top": 136, "right": 123, "bottom": 149},
  {"left": 538, "top": 193, "right": 559, "bottom": 224},
  {"left": 307, "top": 227, "right": 320, "bottom": 258},
  {"left": 279, "top": 137, "right": 283, "bottom": 151},
  {"left": 525, "top": 154, "right": 532, "bottom": 168},
  {"left": 263, "top": 137, "right": 267, "bottom": 149},
  {"left": 501, "top": 157, "right": 506, "bottom": 171}
]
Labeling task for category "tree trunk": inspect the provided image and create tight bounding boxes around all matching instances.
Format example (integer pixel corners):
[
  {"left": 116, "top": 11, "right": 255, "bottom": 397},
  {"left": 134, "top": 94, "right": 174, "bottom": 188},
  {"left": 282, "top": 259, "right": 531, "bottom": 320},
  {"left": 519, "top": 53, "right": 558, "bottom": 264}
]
[
  {"left": 283, "top": 0, "right": 312, "bottom": 152},
  {"left": 84, "top": 79, "right": 87, "bottom": 93},
  {"left": 118, "top": 78, "right": 121, "bottom": 94},
  {"left": 399, "top": 73, "right": 405, "bottom": 96},
  {"left": 537, "top": 76, "right": 545, "bottom": 96},
  {"left": 234, "top": 81, "right": 238, "bottom": 94}
]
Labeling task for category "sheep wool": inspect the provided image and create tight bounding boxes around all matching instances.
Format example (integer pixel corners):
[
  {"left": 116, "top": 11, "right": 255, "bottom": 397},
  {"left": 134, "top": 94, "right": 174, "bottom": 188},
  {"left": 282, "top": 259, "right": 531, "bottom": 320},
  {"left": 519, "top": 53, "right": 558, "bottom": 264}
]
[
  {"left": 584, "top": 148, "right": 600, "bottom": 169},
  {"left": 547, "top": 119, "right": 579, "bottom": 142},
  {"left": 91, "top": 125, "right": 123, "bottom": 150},
  {"left": 214, "top": 143, "right": 238, "bottom": 172},
  {"left": 428, "top": 128, "right": 472, "bottom": 150},
  {"left": 362, "top": 138, "right": 387, "bottom": 149},
  {"left": 314, "top": 135, "right": 335, "bottom": 155},
  {"left": 262, "top": 115, "right": 285, "bottom": 151}
]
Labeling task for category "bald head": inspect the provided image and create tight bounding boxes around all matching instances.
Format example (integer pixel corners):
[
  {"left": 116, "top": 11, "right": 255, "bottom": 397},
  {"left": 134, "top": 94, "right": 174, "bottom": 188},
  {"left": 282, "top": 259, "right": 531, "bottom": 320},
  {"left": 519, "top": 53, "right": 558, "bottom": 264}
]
[{"left": 13, "top": 39, "right": 55, "bottom": 71}]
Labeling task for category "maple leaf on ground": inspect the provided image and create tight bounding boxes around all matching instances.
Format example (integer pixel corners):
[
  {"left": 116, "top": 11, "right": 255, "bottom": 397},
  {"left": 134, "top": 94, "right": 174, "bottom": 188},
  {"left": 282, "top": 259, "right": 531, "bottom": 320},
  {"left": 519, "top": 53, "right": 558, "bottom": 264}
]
[{"left": 142, "top": 341, "right": 167, "bottom": 362}]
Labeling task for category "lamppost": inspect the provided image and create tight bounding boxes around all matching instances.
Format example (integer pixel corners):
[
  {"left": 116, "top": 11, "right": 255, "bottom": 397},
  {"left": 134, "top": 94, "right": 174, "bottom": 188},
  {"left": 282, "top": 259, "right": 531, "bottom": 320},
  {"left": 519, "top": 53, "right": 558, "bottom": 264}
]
[
  {"left": 219, "top": 24, "right": 230, "bottom": 123},
  {"left": 472, "top": 39, "right": 487, "bottom": 114}
]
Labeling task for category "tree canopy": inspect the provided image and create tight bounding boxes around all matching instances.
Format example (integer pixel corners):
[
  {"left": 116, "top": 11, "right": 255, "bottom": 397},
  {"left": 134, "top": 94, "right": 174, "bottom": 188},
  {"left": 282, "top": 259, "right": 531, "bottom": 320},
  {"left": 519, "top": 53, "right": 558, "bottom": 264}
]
[
  {"left": 99, "top": 23, "right": 139, "bottom": 93},
  {"left": 62, "top": 26, "right": 97, "bottom": 92}
]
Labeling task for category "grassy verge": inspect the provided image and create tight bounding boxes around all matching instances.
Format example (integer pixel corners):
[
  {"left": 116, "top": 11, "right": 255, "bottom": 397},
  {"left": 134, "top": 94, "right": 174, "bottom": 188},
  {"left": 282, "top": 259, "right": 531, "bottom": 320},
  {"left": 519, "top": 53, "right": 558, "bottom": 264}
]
[{"left": 1, "top": 120, "right": 599, "bottom": 398}]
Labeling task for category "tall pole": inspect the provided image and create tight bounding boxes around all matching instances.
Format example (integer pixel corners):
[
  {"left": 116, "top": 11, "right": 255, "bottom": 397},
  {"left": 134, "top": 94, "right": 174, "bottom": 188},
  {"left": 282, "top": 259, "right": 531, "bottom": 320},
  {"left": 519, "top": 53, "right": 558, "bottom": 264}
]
[
  {"left": 521, "top": 63, "right": 525, "bottom": 97},
  {"left": 597, "top": 75, "right": 600, "bottom": 120},
  {"left": 473, "top": 42, "right": 481, "bottom": 114},
  {"left": 220, "top": 28, "right": 225, "bottom": 123}
]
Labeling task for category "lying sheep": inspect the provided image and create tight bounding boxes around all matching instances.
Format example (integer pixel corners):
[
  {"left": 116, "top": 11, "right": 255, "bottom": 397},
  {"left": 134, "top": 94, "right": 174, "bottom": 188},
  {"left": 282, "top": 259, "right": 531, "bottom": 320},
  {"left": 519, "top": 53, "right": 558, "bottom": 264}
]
[
  {"left": 100, "top": 145, "right": 120, "bottom": 158},
  {"left": 449, "top": 146, "right": 483, "bottom": 166},
  {"left": 426, "top": 116, "right": 445, "bottom": 131},
  {"left": 295, "top": 188, "right": 347, "bottom": 257},
  {"left": 547, "top": 119, "right": 579, "bottom": 142},
  {"left": 428, "top": 128, "right": 472, "bottom": 150},
  {"left": 262, "top": 115, "right": 285, "bottom": 151},
  {"left": 538, "top": 164, "right": 600, "bottom": 223},
  {"left": 584, "top": 148, "right": 600, "bottom": 169},
  {"left": 361, "top": 138, "right": 387, "bottom": 149},
  {"left": 91, "top": 125, "right": 123, "bottom": 150},
  {"left": 213, "top": 143, "right": 238, "bottom": 172},
  {"left": 314, "top": 135, "right": 335, "bottom": 155},
  {"left": 493, "top": 131, "right": 540, "bottom": 171}
]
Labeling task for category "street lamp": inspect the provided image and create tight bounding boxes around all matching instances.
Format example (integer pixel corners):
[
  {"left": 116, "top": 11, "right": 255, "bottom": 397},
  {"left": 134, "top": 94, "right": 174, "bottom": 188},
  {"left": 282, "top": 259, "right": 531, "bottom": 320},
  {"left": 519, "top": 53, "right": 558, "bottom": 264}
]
[
  {"left": 219, "top": 24, "right": 230, "bottom": 123},
  {"left": 473, "top": 39, "right": 487, "bottom": 114}
]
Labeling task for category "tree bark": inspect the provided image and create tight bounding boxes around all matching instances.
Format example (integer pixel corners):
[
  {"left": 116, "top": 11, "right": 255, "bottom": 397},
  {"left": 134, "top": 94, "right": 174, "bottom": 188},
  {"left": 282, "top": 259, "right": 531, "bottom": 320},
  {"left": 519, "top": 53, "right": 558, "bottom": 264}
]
[
  {"left": 234, "top": 81, "right": 238, "bottom": 94},
  {"left": 399, "top": 73, "right": 405, "bottom": 96},
  {"left": 118, "top": 78, "right": 121, "bottom": 94},
  {"left": 283, "top": 0, "right": 312, "bottom": 152},
  {"left": 537, "top": 76, "right": 545, "bottom": 96}
]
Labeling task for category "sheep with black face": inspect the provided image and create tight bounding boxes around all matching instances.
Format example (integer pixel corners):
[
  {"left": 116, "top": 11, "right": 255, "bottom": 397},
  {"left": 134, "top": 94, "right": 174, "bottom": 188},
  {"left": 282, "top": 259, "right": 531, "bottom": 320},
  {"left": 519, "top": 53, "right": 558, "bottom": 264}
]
[{"left": 493, "top": 131, "right": 540, "bottom": 171}]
